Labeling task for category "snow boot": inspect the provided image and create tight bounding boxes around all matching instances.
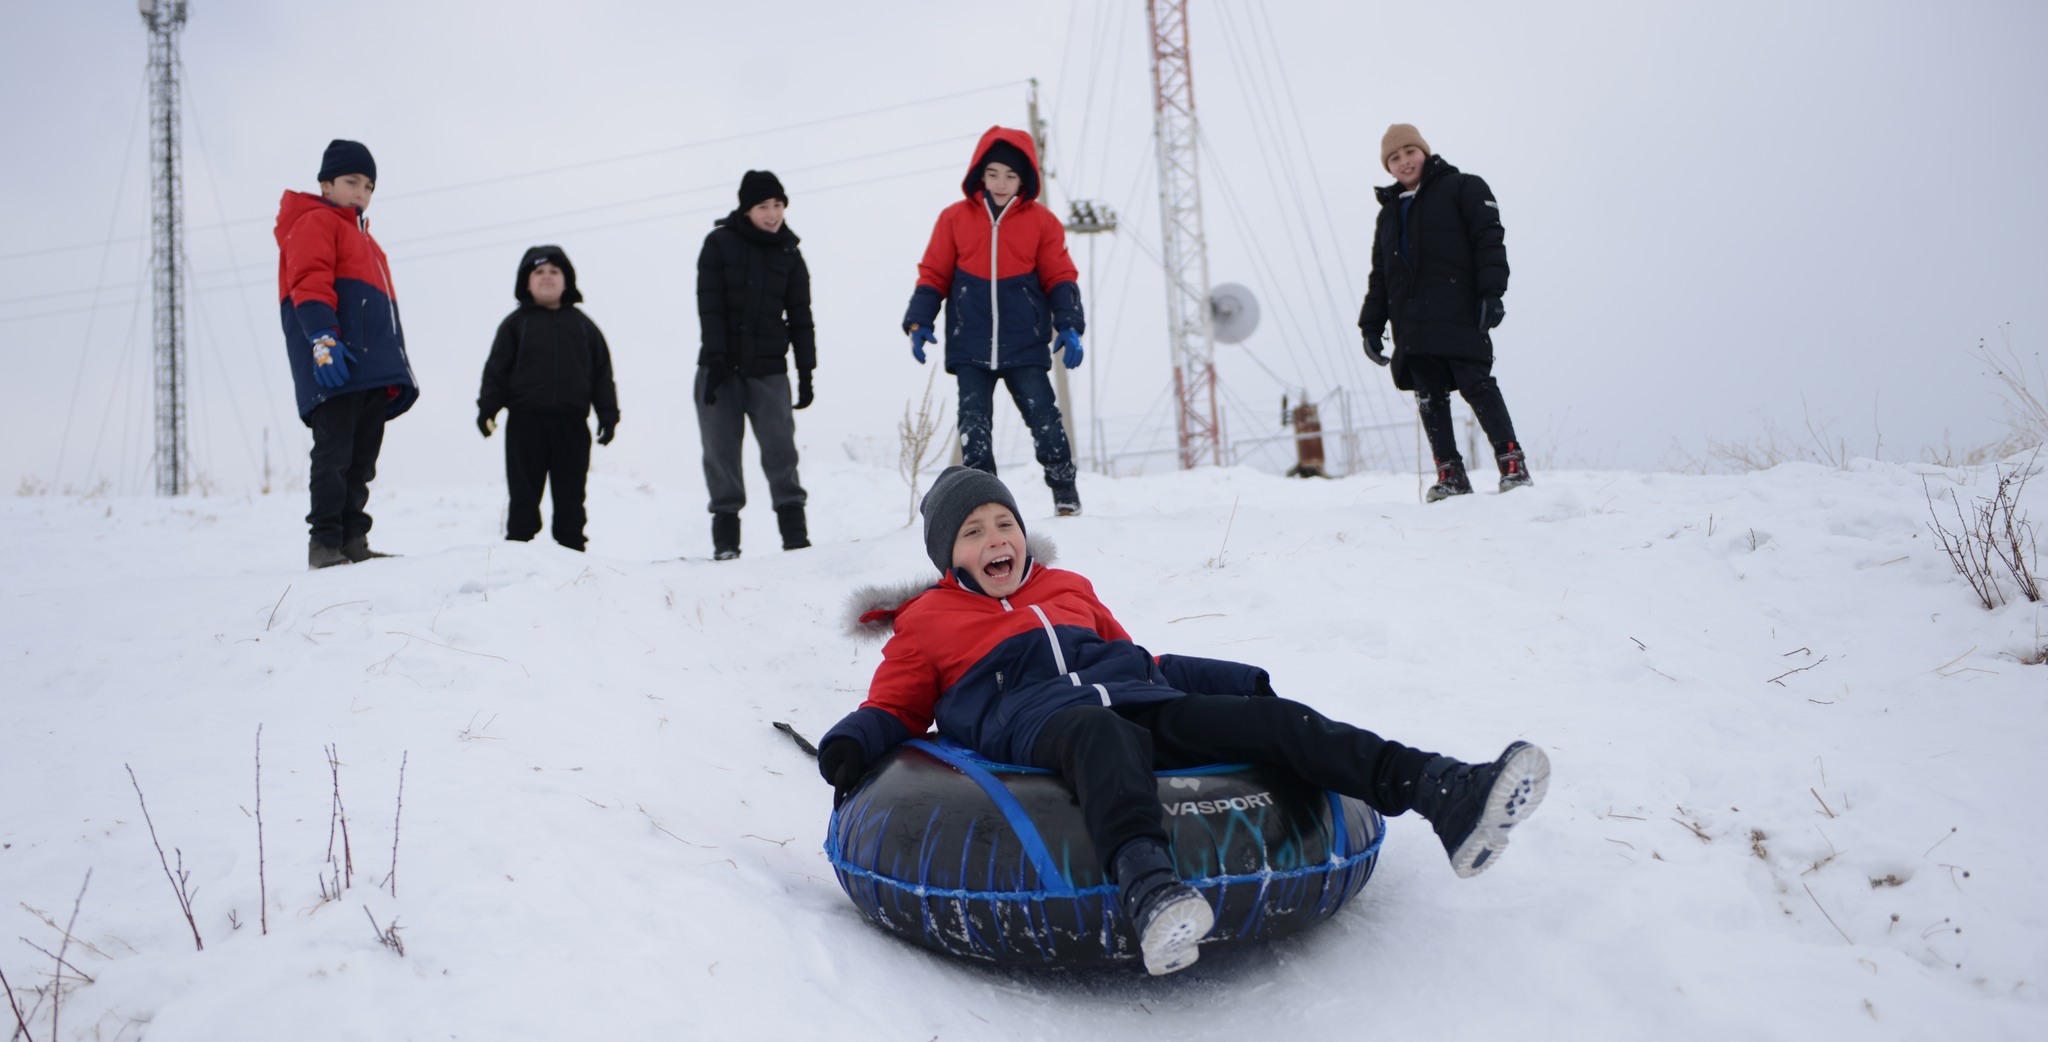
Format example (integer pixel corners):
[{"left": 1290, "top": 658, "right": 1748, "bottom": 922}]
[
  {"left": 775, "top": 504, "right": 810, "bottom": 550},
  {"left": 1425, "top": 460, "right": 1474, "bottom": 503},
  {"left": 1412, "top": 741, "right": 1550, "bottom": 878},
  {"left": 341, "top": 536, "right": 395, "bottom": 563},
  {"left": 712, "top": 512, "right": 741, "bottom": 561},
  {"left": 308, "top": 540, "right": 350, "bottom": 570},
  {"left": 1496, "top": 441, "right": 1534, "bottom": 493},
  {"left": 1111, "top": 838, "right": 1214, "bottom": 975},
  {"left": 1052, "top": 483, "right": 1082, "bottom": 517}
]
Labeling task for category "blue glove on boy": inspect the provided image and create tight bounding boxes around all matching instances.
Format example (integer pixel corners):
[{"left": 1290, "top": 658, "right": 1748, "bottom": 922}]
[
  {"left": 1056, "top": 328, "right": 1084, "bottom": 369},
  {"left": 309, "top": 330, "right": 357, "bottom": 389},
  {"left": 908, "top": 325, "right": 936, "bottom": 365}
]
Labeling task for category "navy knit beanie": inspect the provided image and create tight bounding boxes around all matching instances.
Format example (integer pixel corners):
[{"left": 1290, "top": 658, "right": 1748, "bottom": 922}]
[
  {"left": 514, "top": 244, "right": 582, "bottom": 306},
  {"left": 318, "top": 139, "right": 377, "bottom": 184},
  {"left": 738, "top": 170, "right": 788, "bottom": 211},
  {"left": 973, "top": 138, "right": 1039, "bottom": 202},
  {"left": 920, "top": 466, "right": 1024, "bottom": 574}
]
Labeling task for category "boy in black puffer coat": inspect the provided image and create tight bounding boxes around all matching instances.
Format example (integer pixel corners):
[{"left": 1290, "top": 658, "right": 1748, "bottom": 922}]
[
  {"left": 477, "top": 245, "right": 620, "bottom": 551},
  {"left": 1358, "top": 123, "right": 1534, "bottom": 502},
  {"left": 695, "top": 170, "right": 816, "bottom": 560}
]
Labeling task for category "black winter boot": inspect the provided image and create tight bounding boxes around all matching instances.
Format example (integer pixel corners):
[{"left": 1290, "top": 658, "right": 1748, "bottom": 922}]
[
  {"left": 1425, "top": 460, "right": 1474, "bottom": 503},
  {"left": 1496, "top": 441, "right": 1534, "bottom": 493},
  {"left": 775, "top": 504, "right": 810, "bottom": 550},
  {"left": 308, "top": 540, "right": 350, "bottom": 570},
  {"left": 1412, "top": 741, "right": 1550, "bottom": 878},
  {"left": 1052, "top": 483, "right": 1081, "bottom": 517},
  {"left": 341, "top": 536, "right": 395, "bottom": 563},
  {"left": 711, "top": 512, "right": 741, "bottom": 561},
  {"left": 1110, "top": 838, "right": 1214, "bottom": 975}
]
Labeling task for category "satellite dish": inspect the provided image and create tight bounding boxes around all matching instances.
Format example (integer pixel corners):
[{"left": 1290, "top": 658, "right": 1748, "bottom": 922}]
[{"left": 1209, "top": 282, "right": 1260, "bottom": 344}]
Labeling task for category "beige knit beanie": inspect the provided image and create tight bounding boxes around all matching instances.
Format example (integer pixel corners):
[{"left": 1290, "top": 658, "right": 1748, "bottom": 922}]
[{"left": 1381, "top": 124, "right": 1431, "bottom": 171}]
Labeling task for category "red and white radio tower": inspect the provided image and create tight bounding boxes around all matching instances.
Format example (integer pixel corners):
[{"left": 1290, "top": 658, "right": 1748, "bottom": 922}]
[{"left": 1146, "top": 0, "right": 1224, "bottom": 469}]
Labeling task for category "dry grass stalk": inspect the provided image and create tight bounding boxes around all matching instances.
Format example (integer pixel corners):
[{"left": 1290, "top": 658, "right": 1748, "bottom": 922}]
[
  {"left": 48, "top": 871, "right": 87, "bottom": 1042},
  {"left": 325, "top": 744, "right": 354, "bottom": 890},
  {"left": 124, "top": 765, "right": 203, "bottom": 951},
  {"left": 388, "top": 752, "right": 408, "bottom": 898},
  {"left": 897, "top": 364, "right": 951, "bottom": 525},
  {"left": 0, "top": 961, "right": 34, "bottom": 1042}
]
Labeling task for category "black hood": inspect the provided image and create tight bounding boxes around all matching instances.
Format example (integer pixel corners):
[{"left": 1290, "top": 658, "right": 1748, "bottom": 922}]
[
  {"left": 714, "top": 211, "right": 801, "bottom": 247},
  {"left": 514, "top": 244, "right": 582, "bottom": 305},
  {"left": 1375, "top": 154, "right": 1459, "bottom": 205}
]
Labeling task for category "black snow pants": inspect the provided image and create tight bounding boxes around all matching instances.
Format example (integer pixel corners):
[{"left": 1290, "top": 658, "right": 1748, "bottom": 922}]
[
  {"left": 504, "top": 410, "right": 591, "bottom": 550},
  {"left": 1028, "top": 695, "right": 1437, "bottom": 874},
  {"left": 1406, "top": 355, "right": 1519, "bottom": 466},
  {"left": 306, "top": 388, "right": 388, "bottom": 548}
]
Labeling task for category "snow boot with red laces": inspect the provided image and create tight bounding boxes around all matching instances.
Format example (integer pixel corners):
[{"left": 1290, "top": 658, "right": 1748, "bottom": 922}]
[
  {"left": 1497, "top": 441, "right": 1534, "bottom": 493},
  {"left": 1425, "top": 459, "right": 1474, "bottom": 503},
  {"left": 1111, "top": 838, "right": 1214, "bottom": 975}
]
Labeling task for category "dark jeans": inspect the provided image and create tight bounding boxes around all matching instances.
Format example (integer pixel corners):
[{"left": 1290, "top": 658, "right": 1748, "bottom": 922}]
[
  {"left": 1029, "top": 695, "right": 1435, "bottom": 872},
  {"left": 504, "top": 410, "right": 591, "bottom": 550},
  {"left": 1407, "top": 355, "right": 1519, "bottom": 465},
  {"left": 955, "top": 365, "right": 1077, "bottom": 488},
  {"left": 306, "top": 388, "right": 387, "bottom": 547},
  {"left": 694, "top": 368, "right": 805, "bottom": 515}
]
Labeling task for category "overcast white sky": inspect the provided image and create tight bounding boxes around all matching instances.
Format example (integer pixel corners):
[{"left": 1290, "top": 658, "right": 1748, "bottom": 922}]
[{"left": 3, "top": 0, "right": 2043, "bottom": 496}]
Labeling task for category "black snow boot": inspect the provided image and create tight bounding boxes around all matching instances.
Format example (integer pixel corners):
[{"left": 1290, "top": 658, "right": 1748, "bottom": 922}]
[
  {"left": 1052, "top": 483, "right": 1082, "bottom": 517},
  {"left": 341, "top": 536, "right": 395, "bottom": 563},
  {"left": 1110, "top": 838, "right": 1214, "bottom": 975},
  {"left": 1425, "top": 460, "right": 1474, "bottom": 503},
  {"left": 1496, "top": 441, "right": 1534, "bottom": 493},
  {"left": 711, "top": 512, "right": 741, "bottom": 561},
  {"left": 308, "top": 540, "right": 350, "bottom": 570},
  {"left": 1411, "top": 741, "right": 1551, "bottom": 878},
  {"left": 776, "top": 504, "right": 811, "bottom": 550}
]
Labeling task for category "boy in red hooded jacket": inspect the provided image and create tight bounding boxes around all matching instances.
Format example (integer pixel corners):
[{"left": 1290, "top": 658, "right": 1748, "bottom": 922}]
[
  {"left": 902, "top": 128, "right": 1085, "bottom": 517},
  {"left": 274, "top": 139, "right": 419, "bottom": 569}
]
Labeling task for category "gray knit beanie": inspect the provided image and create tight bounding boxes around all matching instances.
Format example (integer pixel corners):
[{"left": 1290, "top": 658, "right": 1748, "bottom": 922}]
[{"left": 920, "top": 466, "right": 1024, "bottom": 574}]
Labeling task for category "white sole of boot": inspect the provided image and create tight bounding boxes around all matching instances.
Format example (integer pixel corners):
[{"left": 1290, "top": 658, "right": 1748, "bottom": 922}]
[
  {"left": 1140, "top": 890, "right": 1216, "bottom": 975},
  {"left": 1449, "top": 741, "right": 1551, "bottom": 879}
]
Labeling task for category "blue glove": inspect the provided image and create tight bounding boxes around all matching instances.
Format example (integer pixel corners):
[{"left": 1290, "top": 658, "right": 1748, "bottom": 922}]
[
  {"left": 1056, "top": 328, "right": 1084, "bottom": 369},
  {"left": 309, "top": 330, "right": 356, "bottom": 389},
  {"left": 908, "top": 325, "right": 936, "bottom": 365}
]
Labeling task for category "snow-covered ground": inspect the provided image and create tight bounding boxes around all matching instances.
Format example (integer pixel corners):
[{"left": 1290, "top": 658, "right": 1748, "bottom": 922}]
[{"left": 2, "top": 457, "right": 2043, "bottom": 1040}]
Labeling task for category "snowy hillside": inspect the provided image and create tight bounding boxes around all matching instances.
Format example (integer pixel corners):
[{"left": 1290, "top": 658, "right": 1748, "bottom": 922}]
[{"left": 2, "top": 458, "right": 2043, "bottom": 1041}]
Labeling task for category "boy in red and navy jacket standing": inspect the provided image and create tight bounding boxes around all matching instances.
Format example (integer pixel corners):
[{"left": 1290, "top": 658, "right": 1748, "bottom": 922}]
[
  {"left": 902, "top": 127, "right": 1085, "bottom": 517},
  {"left": 275, "top": 139, "right": 419, "bottom": 569}
]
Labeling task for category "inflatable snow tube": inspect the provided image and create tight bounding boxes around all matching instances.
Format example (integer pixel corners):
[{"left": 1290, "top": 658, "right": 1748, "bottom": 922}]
[{"left": 825, "top": 738, "right": 1384, "bottom": 968}]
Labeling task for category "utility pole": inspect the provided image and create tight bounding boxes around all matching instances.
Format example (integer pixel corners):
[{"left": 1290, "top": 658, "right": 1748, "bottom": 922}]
[
  {"left": 1146, "top": 0, "right": 1224, "bottom": 469},
  {"left": 142, "top": 0, "right": 191, "bottom": 495},
  {"left": 1025, "top": 80, "right": 1081, "bottom": 460},
  {"left": 1064, "top": 200, "right": 1117, "bottom": 473}
]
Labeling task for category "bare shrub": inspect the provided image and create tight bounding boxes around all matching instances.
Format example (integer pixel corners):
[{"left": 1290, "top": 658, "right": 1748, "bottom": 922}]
[
  {"left": 897, "top": 365, "right": 951, "bottom": 525},
  {"left": 1924, "top": 454, "right": 2041, "bottom": 609}
]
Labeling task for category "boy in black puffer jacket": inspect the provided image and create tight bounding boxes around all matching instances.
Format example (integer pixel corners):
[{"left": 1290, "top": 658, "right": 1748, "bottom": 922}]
[{"left": 477, "top": 245, "right": 620, "bottom": 551}]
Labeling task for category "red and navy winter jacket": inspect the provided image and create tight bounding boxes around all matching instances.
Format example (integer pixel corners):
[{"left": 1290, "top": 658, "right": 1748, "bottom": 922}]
[
  {"left": 823, "top": 560, "right": 1270, "bottom": 768},
  {"left": 901, "top": 127, "right": 1084, "bottom": 374},
  {"left": 275, "top": 191, "right": 420, "bottom": 423}
]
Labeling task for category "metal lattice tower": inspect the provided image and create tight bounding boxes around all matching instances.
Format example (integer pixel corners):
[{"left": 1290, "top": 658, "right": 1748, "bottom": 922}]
[
  {"left": 1146, "top": 0, "right": 1223, "bottom": 469},
  {"left": 142, "top": 0, "right": 190, "bottom": 495}
]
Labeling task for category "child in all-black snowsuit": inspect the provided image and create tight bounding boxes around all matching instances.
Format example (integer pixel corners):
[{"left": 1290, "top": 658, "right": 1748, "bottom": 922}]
[
  {"left": 477, "top": 245, "right": 619, "bottom": 551},
  {"left": 902, "top": 127, "right": 1085, "bottom": 517},
  {"left": 1358, "top": 123, "right": 1535, "bottom": 501},
  {"left": 695, "top": 170, "right": 815, "bottom": 560},
  {"left": 275, "top": 139, "right": 421, "bottom": 570},
  {"left": 817, "top": 466, "right": 1551, "bottom": 976}
]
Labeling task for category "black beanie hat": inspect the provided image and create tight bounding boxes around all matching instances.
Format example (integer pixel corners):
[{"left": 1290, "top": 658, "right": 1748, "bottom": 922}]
[
  {"left": 973, "top": 139, "right": 1039, "bottom": 203},
  {"left": 738, "top": 170, "right": 788, "bottom": 212},
  {"left": 921, "top": 466, "right": 1024, "bottom": 575},
  {"left": 318, "top": 139, "right": 376, "bottom": 184},
  {"left": 514, "top": 244, "right": 582, "bottom": 306}
]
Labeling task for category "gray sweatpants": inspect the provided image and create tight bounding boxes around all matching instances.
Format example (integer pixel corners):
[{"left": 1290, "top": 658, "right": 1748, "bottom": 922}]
[{"left": 694, "top": 368, "right": 806, "bottom": 515}]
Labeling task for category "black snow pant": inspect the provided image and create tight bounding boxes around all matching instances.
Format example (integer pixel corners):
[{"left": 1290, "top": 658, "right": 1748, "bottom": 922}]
[
  {"left": 1407, "top": 354, "right": 1519, "bottom": 467},
  {"left": 694, "top": 368, "right": 806, "bottom": 515},
  {"left": 306, "top": 388, "right": 387, "bottom": 548},
  {"left": 956, "top": 365, "right": 1077, "bottom": 489},
  {"left": 504, "top": 410, "right": 591, "bottom": 550},
  {"left": 1028, "top": 695, "right": 1438, "bottom": 876}
]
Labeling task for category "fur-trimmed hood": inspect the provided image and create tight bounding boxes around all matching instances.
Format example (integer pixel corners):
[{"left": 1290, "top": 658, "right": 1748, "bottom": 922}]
[{"left": 842, "top": 534, "right": 1057, "bottom": 641}]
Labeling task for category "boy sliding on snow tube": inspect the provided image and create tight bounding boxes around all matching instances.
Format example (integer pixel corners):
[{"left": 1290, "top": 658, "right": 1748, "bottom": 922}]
[{"left": 818, "top": 466, "right": 1550, "bottom": 975}]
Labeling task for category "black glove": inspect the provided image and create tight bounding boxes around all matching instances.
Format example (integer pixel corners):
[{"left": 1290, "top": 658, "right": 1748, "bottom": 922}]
[
  {"left": 817, "top": 738, "right": 867, "bottom": 808},
  {"left": 477, "top": 412, "right": 496, "bottom": 438},
  {"left": 703, "top": 368, "right": 726, "bottom": 406},
  {"left": 1362, "top": 328, "right": 1390, "bottom": 367},
  {"left": 794, "top": 370, "right": 814, "bottom": 410},
  {"left": 596, "top": 418, "right": 616, "bottom": 446},
  {"left": 1479, "top": 297, "right": 1506, "bottom": 330}
]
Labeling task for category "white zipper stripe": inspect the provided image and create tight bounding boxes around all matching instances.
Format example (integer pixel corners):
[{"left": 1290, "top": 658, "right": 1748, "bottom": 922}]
[
  {"left": 987, "top": 197, "right": 1007, "bottom": 369},
  {"left": 1027, "top": 604, "right": 1068, "bottom": 674}
]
